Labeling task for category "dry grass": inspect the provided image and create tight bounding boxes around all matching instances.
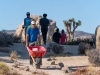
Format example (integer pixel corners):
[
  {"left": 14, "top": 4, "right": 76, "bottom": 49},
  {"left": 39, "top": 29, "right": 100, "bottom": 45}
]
[
  {"left": 10, "top": 50, "right": 20, "bottom": 60},
  {"left": 0, "top": 61, "right": 21, "bottom": 75},
  {"left": 69, "top": 66, "right": 100, "bottom": 75},
  {"left": 0, "top": 61, "right": 9, "bottom": 74},
  {"left": 30, "top": 71, "right": 49, "bottom": 75}
]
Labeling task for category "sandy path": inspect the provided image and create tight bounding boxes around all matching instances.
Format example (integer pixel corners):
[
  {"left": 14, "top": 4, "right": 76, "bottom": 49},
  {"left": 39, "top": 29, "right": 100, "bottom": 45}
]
[{"left": 0, "top": 43, "right": 89, "bottom": 75}]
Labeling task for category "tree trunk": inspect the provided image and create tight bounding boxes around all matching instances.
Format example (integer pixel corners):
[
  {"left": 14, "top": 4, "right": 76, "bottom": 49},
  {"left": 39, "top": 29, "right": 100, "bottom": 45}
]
[{"left": 72, "top": 32, "right": 74, "bottom": 40}]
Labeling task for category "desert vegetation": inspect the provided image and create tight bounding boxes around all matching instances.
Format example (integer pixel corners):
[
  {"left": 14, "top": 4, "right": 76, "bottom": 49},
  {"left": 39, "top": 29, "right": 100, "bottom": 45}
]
[
  {"left": 0, "top": 61, "right": 21, "bottom": 75},
  {"left": 63, "top": 18, "right": 81, "bottom": 41},
  {"left": 0, "top": 30, "right": 21, "bottom": 47}
]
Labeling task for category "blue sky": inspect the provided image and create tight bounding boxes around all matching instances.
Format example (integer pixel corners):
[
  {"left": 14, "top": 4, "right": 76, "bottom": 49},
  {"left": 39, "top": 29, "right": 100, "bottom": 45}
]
[{"left": 0, "top": 0, "right": 100, "bottom": 33}]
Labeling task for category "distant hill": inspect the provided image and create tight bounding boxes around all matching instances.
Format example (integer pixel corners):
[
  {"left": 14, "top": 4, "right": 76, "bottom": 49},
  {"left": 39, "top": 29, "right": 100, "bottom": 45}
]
[
  {"left": 74, "top": 31, "right": 94, "bottom": 39},
  {"left": 4, "top": 30, "right": 94, "bottom": 39},
  {"left": 0, "top": 30, "right": 16, "bottom": 34}
]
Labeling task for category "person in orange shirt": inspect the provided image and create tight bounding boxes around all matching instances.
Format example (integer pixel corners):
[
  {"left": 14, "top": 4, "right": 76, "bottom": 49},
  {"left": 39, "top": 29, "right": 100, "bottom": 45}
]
[{"left": 60, "top": 29, "right": 67, "bottom": 44}]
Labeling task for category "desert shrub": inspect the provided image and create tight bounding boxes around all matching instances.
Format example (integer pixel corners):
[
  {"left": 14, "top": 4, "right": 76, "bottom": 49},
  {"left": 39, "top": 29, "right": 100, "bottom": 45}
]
[
  {"left": 64, "top": 38, "right": 94, "bottom": 45},
  {"left": 88, "top": 49, "right": 100, "bottom": 66},
  {"left": 0, "top": 61, "right": 9, "bottom": 74},
  {"left": 78, "top": 42, "right": 92, "bottom": 54},
  {"left": 47, "top": 42, "right": 64, "bottom": 54},
  {"left": 10, "top": 50, "right": 20, "bottom": 60},
  {"left": 0, "top": 31, "right": 21, "bottom": 47},
  {"left": 0, "top": 61, "right": 21, "bottom": 75},
  {"left": 69, "top": 67, "right": 100, "bottom": 75},
  {"left": 13, "top": 35, "right": 21, "bottom": 43},
  {"left": 0, "top": 31, "right": 13, "bottom": 47}
]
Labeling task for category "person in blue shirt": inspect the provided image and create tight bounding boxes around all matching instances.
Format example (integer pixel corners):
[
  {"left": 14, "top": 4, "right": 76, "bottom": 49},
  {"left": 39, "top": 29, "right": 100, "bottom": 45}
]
[
  {"left": 26, "top": 20, "right": 41, "bottom": 65},
  {"left": 26, "top": 20, "right": 41, "bottom": 47},
  {"left": 23, "top": 12, "right": 33, "bottom": 40}
]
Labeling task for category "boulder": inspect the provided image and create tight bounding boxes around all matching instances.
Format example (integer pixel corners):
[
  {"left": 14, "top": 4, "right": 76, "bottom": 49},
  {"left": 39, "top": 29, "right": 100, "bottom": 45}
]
[
  {"left": 95, "top": 25, "right": 100, "bottom": 49},
  {"left": 14, "top": 14, "right": 57, "bottom": 43}
]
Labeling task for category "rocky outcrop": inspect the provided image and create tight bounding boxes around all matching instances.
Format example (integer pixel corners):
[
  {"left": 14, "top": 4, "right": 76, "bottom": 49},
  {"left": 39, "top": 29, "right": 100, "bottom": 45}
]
[
  {"left": 14, "top": 14, "right": 57, "bottom": 42},
  {"left": 95, "top": 25, "right": 100, "bottom": 49}
]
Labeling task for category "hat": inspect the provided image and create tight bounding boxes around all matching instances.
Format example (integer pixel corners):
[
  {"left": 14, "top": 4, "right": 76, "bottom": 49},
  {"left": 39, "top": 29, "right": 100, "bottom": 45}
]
[
  {"left": 26, "top": 12, "right": 30, "bottom": 15},
  {"left": 31, "top": 21, "right": 36, "bottom": 24}
]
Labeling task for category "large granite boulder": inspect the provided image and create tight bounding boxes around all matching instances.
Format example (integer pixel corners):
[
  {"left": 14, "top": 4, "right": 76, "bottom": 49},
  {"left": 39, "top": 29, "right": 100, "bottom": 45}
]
[
  {"left": 95, "top": 25, "right": 100, "bottom": 49},
  {"left": 14, "top": 14, "right": 57, "bottom": 43}
]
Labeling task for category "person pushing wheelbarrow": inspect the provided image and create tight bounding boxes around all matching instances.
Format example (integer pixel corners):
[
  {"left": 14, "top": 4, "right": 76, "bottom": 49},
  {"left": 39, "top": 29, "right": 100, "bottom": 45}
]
[{"left": 26, "top": 20, "right": 46, "bottom": 69}]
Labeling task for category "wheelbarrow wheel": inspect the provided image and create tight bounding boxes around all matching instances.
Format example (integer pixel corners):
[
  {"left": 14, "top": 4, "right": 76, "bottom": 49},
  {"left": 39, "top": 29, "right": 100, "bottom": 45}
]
[{"left": 35, "top": 64, "right": 40, "bottom": 69}]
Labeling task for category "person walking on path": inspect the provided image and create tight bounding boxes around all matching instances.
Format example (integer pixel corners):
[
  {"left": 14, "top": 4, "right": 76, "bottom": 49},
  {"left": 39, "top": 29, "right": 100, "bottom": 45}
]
[
  {"left": 60, "top": 29, "right": 67, "bottom": 44},
  {"left": 39, "top": 13, "right": 50, "bottom": 45},
  {"left": 26, "top": 20, "right": 41, "bottom": 65},
  {"left": 23, "top": 12, "right": 33, "bottom": 40}
]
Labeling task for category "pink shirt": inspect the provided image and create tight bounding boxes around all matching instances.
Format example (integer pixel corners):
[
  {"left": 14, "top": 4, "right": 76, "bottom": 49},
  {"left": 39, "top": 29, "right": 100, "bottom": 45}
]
[{"left": 60, "top": 33, "right": 67, "bottom": 44}]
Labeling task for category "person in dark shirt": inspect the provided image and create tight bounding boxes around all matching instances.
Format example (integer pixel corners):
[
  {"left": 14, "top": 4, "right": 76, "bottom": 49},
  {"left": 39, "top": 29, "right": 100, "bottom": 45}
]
[
  {"left": 52, "top": 28, "right": 61, "bottom": 43},
  {"left": 39, "top": 13, "right": 50, "bottom": 45}
]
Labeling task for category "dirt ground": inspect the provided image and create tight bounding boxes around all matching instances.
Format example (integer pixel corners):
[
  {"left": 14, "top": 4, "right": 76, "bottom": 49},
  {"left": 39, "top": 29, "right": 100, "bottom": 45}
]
[{"left": 0, "top": 43, "right": 90, "bottom": 75}]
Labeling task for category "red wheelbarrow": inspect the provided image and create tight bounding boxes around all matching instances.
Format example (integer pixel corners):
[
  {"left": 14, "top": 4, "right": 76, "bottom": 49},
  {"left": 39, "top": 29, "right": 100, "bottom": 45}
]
[{"left": 27, "top": 46, "right": 46, "bottom": 69}]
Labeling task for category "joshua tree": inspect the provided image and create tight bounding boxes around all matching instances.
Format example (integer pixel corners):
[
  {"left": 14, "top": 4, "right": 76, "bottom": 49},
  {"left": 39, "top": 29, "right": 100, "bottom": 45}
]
[{"left": 63, "top": 18, "right": 81, "bottom": 41}]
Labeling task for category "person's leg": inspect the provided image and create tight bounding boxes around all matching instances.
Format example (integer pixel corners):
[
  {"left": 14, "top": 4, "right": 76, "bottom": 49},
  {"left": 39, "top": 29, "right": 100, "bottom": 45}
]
[
  {"left": 30, "top": 56, "right": 33, "bottom": 65},
  {"left": 29, "top": 42, "right": 35, "bottom": 65},
  {"left": 41, "top": 28, "right": 45, "bottom": 44},
  {"left": 44, "top": 28, "right": 48, "bottom": 44},
  {"left": 43, "top": 28, "right": 48, "bottom": 44}
]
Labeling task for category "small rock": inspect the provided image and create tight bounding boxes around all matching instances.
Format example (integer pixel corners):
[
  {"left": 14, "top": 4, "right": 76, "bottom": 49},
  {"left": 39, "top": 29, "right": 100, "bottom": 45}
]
[
  {"left": 33, "top": 72, "right": 37, "bottom": 74},
  {"left": 22, "top": 66, "right": 30, "bottom": 71},
  {"left": 47, "top": 57, "right": 52, "bottom": 61},
  {"left": 52, "top": 56, "right": 56, "bottom": 60},
  {"left": 62, "top": 66, "right": 69, "bottom": 73},
  {"left": 50, "top": 61, "right": 55, "bottom": 65},
  {"left": 12, "top": 65, "right": 19, "bottom": 68},
  {"left": 58, "top": 62, "right": 64, "bottom": 69}
]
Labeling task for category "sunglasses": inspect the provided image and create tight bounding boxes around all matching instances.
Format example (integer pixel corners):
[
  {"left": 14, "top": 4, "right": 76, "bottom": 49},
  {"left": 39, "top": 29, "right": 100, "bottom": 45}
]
[{"left": 32, "top": 24, "right": 35, "bottom": 25}]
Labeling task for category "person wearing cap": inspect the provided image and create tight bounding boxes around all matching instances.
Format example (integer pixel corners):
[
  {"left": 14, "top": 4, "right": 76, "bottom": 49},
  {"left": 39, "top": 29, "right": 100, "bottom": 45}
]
[
  {"left": 26, "top": 20, "right": 41, "bottom": 65},
  {"left": 39, "top": 13, "right": 50, "bottom": 45},
  {"left": 23, "top": 12, "right": 33, "bottom": 39}
]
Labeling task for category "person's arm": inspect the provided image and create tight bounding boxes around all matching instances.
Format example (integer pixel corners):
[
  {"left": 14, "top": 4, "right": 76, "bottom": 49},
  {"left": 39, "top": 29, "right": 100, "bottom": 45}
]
[
  {"left": 59, "top": 33, "right": 61, "bottom": 43},
  {"left": 26, "top": 28, "right": 30, "bottom": 47},
  {"left": 22, "top": 18, "right": 26, "bottom": 29},
  {"left": 37, "top": 28, "right": 41, "bottom": 45},
  {"left": 37, "top": 34, "right": 41, "bottom": 45},
  {"left": 26, "top": 34, "right": 29, "bottom": 47}
]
